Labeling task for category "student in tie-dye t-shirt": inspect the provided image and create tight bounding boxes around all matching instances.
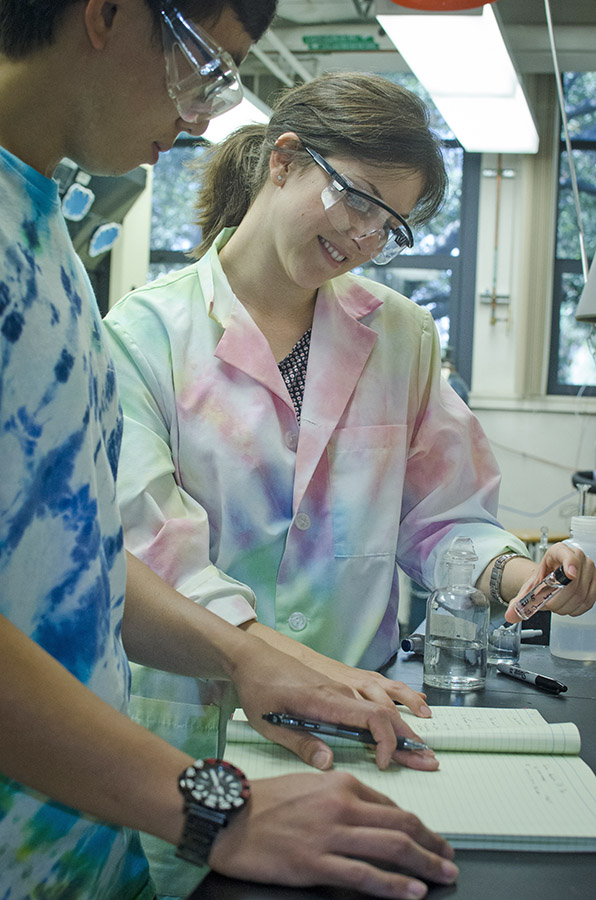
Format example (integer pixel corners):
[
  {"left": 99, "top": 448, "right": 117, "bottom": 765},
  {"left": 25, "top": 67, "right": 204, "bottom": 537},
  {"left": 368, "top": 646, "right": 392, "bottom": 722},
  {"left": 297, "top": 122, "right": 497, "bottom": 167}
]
[{"left": 0, "top": 5, "right": 466, "bottom": 900}]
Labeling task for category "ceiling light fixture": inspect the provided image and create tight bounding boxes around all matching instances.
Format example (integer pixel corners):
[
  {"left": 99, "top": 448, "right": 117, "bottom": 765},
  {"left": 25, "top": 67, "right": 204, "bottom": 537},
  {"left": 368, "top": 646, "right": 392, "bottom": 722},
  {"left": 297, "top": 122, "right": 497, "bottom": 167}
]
[
  {"left": 202, "top": 88, "right": 271, "bottom": 144},
  {"left": 377, "top": 2, "right": 539, "bottom": 153}
]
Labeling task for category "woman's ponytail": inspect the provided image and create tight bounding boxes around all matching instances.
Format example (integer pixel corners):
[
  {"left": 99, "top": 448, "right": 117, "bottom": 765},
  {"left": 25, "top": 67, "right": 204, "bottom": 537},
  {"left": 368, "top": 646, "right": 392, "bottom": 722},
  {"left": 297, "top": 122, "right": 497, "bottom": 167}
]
[{"left": 190, "top": 124, "right": 268, "bottom": 258}]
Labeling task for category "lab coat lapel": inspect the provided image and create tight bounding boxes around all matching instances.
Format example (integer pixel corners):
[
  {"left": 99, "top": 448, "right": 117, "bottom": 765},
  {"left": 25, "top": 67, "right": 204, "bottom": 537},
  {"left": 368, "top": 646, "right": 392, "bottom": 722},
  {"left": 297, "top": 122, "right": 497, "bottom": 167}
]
[
  {"left": 214, "top": 298, "right": 295, "bottom": 410},
  {"left": 293, "top": 278, "right": 382, "bottom": 513},
  {"left": 200, "top": 243, "right": 294, "bottom": 410}
]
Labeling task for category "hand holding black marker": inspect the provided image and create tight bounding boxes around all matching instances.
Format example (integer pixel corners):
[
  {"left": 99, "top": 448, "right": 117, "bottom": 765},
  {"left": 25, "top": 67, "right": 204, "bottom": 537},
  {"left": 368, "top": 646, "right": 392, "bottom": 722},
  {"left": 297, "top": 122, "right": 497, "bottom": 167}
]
[
  {"left": 263, "top": 713, "right": 430, "bottom": 751},
  {"left": 496, "top": 663, "right": 568, "bottom": 694}
]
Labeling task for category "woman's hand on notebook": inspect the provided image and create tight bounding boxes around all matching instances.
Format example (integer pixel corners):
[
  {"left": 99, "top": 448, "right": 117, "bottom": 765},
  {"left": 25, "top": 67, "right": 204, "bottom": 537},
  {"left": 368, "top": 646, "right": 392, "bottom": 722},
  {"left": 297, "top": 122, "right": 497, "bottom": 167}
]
[
  {"left": 239, "top": 621, "right": 432, "bottom": 716},
  {"left": 232, "top": 635, "right": 438, "bottom": 772}
]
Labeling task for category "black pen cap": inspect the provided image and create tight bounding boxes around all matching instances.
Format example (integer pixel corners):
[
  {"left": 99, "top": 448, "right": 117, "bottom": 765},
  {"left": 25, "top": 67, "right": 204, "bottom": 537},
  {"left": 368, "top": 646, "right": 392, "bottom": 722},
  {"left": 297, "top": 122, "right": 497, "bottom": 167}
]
[
  {"left": 553, "top": 565, "right": 572, "bottom": 585},
  {"left": 401, "top": 634, "right": 425, "bottom": 654}
]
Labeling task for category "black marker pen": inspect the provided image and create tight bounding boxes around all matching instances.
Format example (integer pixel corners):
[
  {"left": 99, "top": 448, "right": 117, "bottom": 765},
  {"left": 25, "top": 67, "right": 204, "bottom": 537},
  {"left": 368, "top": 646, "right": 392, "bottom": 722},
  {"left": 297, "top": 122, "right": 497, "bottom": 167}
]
[
  {"left": 496, "top": 663, "right": 568, "bottom": 694},
  {"left": 262, "top": 713, "right": 429, "bottom": 750}
]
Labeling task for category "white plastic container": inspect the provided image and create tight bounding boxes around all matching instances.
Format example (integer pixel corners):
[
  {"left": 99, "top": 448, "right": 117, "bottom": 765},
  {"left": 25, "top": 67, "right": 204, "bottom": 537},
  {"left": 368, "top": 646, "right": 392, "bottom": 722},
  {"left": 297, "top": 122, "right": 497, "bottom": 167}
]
[{"left": 549, "top": 516, "right": 596, "bottom": 660}]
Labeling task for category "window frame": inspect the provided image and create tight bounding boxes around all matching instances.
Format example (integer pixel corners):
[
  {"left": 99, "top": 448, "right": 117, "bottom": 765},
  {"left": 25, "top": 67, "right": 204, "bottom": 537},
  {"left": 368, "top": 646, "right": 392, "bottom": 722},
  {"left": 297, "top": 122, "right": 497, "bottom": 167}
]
[
  {"left": 548, "top": 125, "right": 596, "bottom": 396},
  {"left": 357, "top": 148, "right": 480, "bottom": 387}
]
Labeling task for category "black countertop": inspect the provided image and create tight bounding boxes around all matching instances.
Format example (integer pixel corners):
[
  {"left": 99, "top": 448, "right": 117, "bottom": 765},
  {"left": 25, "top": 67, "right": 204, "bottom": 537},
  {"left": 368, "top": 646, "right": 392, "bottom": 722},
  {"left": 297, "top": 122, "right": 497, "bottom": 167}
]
[{"left": 187, "top": 648, "right": 596, "bottom": 900}]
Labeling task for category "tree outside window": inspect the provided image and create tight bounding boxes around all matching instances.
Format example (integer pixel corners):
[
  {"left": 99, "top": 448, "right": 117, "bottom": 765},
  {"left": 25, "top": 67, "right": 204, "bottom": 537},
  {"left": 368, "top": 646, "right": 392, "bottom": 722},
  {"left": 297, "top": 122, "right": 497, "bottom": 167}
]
[{"left": 549, "top": 72, "right": 596, "bottom": 395}]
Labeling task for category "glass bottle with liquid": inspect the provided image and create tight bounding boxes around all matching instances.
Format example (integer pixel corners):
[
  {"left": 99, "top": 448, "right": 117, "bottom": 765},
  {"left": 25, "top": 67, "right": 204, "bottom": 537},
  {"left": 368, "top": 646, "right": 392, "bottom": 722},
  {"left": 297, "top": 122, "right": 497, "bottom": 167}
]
[
  {"left": 549, "top": 516, "right": 596, "bottom": 660},
  {"left": 423, "top": 537, "right": 489, "bottom": 691}
]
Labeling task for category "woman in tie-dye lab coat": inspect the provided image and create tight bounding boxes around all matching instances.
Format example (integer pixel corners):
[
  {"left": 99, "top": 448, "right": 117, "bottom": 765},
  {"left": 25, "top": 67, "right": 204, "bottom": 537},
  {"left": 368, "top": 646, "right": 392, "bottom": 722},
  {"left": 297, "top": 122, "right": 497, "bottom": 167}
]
[{"left": 104, "top": 74, "right": 592, "bottom": 765}]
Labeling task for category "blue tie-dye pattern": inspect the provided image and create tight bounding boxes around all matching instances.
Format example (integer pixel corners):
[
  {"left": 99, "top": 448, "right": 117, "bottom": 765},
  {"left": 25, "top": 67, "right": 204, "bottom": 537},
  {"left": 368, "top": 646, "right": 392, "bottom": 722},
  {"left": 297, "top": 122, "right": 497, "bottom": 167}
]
[
  {"left": 6, "top": 240, "right": 42, "bottom": 312},
  {"left": 22, "top": 217, "right": 39, "bottom": 251},
  {"left": 0, "top": 147, "right": 152, "bottom": 897},
  {"left": 3, "top": 406, "right": 42, "bottom": 458},
  {"left": 61, "top": 265, "right": 82, "bottom": 315},
  {"left": 54, "top": 347, "right": 75, "bottom": 382},
  {"left": 1, "top": 309, "right": 24, "bottom": 342},
  {"left": 0, "top": 281, "right": 9, "bottom": 313},
  {"left": 37, "top": 575, "right": 111, "bottom": 683},
  {"left": 0, "top": 426, "right": 85, "bottom": 558},
  {"left": 104, "top": 527, "right": 124, "bottom": 570},
  {"left": 106, "top": 411, "right": 123, "bottom": 481}
]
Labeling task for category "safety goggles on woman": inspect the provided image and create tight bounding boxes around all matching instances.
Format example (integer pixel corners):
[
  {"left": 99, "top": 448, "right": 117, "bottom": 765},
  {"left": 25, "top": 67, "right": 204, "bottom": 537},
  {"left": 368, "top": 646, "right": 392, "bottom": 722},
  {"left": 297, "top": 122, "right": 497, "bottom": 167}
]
[
  {"left": 160, "top": 3, "right": 243, "bottom": 124},
  {"left": 304, "top": 146, "right": 414, "bottom": 265}
]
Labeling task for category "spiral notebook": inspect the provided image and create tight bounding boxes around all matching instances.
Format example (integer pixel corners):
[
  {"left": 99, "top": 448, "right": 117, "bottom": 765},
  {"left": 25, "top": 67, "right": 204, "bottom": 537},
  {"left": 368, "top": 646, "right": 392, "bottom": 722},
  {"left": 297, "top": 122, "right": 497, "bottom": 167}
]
[{"left": 225, "top": 707, "right": 596, "bottom": 852}]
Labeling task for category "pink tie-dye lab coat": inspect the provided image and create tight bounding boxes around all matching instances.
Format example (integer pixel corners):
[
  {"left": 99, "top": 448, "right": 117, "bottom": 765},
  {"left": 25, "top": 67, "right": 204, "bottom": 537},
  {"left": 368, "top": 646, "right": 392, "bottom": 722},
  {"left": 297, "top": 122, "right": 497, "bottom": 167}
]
[{"left": 104, "top": 228, "right": 527, "bottom": 673}]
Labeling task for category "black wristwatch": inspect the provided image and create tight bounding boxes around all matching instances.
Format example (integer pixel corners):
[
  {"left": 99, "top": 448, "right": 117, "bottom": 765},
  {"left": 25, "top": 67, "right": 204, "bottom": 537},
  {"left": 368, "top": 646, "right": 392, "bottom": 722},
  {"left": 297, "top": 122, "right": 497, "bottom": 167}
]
[{"left": 176, "top": 758, "right": 250, "bottom": 867}]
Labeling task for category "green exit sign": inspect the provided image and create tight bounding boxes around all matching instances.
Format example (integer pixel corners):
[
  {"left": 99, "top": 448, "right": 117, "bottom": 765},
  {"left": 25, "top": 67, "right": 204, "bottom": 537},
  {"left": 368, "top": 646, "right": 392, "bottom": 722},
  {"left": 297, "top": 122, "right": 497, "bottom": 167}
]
[{"left": 302, "top": 34, "right": 380, "bottom": 52}]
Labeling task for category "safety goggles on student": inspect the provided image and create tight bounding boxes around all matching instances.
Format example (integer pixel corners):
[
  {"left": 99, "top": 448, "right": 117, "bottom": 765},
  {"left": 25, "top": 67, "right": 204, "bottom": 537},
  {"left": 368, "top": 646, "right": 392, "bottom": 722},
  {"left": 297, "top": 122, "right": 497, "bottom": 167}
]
[
  {"left": 304, "top": 146, "right": 414, "bottom": 265},
  {"left": 160, "top": 2, "right": 243, "bottom": 124}
]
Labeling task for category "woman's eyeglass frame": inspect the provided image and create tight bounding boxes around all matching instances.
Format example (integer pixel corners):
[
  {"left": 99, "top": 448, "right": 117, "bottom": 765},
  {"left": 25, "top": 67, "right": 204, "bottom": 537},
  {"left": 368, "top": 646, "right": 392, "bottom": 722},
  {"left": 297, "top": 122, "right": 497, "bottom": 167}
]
[{"left": 304, "top": 146, "right": 414, "bottom": 265}]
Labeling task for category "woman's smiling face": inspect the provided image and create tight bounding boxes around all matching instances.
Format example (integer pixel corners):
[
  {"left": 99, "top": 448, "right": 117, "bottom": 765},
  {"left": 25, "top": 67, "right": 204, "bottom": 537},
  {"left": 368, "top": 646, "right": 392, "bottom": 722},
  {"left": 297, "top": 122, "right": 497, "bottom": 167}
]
[{"left": 269, "top": 150, "right": 423, "bottom": 292}]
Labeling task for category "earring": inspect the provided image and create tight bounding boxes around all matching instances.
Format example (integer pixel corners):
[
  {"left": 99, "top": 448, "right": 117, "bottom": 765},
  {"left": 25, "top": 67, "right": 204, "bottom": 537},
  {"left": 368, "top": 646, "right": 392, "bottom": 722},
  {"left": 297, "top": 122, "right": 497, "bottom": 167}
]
[{"left": 277, "top": 175, "right": 283, "bottom": 181}]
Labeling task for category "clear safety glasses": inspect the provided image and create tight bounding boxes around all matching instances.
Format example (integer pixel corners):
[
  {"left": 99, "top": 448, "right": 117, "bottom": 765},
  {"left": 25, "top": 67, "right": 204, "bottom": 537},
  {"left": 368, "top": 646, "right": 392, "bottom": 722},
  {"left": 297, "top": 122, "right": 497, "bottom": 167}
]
[
  {"left": 160, "top": 3, "right": 243, "bottom": 124},
  {"left": 304, "top": 146, "right": 414, "bottom": 265}
]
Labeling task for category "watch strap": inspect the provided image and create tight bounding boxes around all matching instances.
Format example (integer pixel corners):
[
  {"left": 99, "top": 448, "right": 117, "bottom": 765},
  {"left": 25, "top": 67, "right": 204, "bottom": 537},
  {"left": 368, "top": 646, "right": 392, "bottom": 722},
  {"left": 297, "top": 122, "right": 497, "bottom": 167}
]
[
  {"left": 489, "top": 552, "right": 527, "bottom": 606},
  {"left": 176, "top": 803, "right": 227, "bottom": 867}
]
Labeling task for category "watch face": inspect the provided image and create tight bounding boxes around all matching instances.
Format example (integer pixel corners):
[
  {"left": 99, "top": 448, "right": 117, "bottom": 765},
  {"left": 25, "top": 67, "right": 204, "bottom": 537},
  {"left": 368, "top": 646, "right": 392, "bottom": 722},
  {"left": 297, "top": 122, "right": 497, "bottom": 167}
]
[{"left": 179, "top": 759, "right": 250, "bottom": 812}]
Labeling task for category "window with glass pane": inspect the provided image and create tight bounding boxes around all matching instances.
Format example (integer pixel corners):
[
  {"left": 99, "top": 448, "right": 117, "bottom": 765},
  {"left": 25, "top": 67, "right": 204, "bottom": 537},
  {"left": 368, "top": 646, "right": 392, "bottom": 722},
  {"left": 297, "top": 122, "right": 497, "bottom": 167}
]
[
  {"left": 149, "top": 140, "right": 206, "bottom": 282},
  {"left": 383, "top": 75, "right": 463, "bottom": 259},
  {"left": 356, "top": 265, "right": 453, "bottom": 348},
  {"left": 352, "top": 71, "right": 476, "bottom": 387},
  {"left": 549, "top": 72, "right": 596, "bottom": 395}
]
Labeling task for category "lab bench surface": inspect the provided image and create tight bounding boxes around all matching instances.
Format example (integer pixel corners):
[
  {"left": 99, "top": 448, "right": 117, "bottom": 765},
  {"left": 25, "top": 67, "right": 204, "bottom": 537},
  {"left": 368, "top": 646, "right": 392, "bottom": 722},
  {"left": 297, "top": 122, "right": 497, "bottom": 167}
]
[{"left": 186, "top": 647, "right": 596, "bottom": 900}]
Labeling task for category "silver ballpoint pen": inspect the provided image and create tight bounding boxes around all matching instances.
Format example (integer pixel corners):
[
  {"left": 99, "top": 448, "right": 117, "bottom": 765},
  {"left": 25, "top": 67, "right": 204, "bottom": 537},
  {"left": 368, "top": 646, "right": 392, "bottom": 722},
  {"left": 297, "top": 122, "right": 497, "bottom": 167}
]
[{"left": 262, "top": 713, "right": 430, "bottom": 750}]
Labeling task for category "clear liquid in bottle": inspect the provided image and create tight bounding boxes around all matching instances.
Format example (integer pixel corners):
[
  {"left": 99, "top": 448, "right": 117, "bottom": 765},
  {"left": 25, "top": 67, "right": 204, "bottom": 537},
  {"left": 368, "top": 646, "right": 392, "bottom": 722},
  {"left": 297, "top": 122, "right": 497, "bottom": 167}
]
[{"left": 423, "top": 537, "right": 489, "bottom": 692}]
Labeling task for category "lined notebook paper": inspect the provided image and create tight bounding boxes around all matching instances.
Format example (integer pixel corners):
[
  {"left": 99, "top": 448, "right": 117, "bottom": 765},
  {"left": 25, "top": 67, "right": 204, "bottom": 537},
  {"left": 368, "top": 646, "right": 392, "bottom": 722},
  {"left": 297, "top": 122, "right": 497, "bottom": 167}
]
[{"left": 225, "top": 707, "right": 596, "bottom": 852}]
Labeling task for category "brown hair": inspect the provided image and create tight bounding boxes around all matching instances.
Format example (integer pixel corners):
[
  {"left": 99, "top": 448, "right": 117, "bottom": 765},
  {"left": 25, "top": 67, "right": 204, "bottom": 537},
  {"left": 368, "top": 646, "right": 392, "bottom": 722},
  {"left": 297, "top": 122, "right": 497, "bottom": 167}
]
[
  {"left": 0, "top": 0, "right": 277, "bottom": 59},
  {"left": 191, "top": 72, "right": 447, "bottom": 258}
]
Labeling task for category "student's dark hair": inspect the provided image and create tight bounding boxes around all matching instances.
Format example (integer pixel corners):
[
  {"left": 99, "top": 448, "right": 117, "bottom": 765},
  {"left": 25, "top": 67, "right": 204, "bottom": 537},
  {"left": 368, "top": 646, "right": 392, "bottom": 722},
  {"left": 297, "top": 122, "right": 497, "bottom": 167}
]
[
  {"left": 191, "top": 72, "right": 448, "bottom": 258},
  {"left": 0, "top": 0, "right": 277, "bottom": 59}
]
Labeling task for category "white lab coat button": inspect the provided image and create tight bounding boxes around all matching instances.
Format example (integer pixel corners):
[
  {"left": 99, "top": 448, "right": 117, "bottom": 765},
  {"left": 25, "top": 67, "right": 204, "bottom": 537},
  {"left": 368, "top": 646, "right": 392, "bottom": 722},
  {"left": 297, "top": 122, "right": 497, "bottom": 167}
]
[
  {"left": 295, "top": 512, "right": 311, "bottom": 531},
  {"left": 285, "top": 430, "right": 298, "bottom": 451},
  {"left": 288, "top": 611, "right": 307, "bottom": 632}
]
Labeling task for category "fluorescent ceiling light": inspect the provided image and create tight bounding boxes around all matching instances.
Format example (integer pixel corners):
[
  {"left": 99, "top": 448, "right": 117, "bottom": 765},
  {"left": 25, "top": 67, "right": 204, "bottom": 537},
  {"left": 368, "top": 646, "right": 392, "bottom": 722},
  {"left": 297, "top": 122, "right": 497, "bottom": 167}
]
[
  {"left": 377, "top": 6, "right": 539, "bottom": 154},
  {"left": 202, "top": 88, "right": 271, "bottom": 144}
]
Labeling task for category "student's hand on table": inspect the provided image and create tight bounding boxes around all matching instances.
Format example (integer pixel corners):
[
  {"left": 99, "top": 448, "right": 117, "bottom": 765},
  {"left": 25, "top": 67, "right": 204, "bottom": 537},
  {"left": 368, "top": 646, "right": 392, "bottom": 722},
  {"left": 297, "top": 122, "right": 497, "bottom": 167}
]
[
  {"left": 230, "top": 637, "right": 438, "bottom": 773},
  {"left": 505, "top": 542, "right": 596, "bottom": 623},
  {"left": 209, "top": 772, "right": 458, "bottom": 899}
]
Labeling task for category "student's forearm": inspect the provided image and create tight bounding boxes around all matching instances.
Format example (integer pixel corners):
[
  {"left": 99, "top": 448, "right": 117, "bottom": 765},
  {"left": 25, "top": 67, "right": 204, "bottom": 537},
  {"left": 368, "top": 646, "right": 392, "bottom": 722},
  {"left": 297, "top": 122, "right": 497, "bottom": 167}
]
[
  {"left": 239, "top": 618, "right": 323, "bottom": 663},
  {"left": 0, "top": 612, "right": 190, "bottom": 844},
  {"left": 121, "top": 551, "right": 254, "bottom": 680}
]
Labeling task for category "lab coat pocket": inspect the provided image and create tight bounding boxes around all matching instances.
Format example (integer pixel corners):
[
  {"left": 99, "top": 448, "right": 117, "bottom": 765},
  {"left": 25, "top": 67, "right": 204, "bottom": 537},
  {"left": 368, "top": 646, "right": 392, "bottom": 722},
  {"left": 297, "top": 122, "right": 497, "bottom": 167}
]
[{"left": 327, "top": 424, "right": 406, "bottom": 557}]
